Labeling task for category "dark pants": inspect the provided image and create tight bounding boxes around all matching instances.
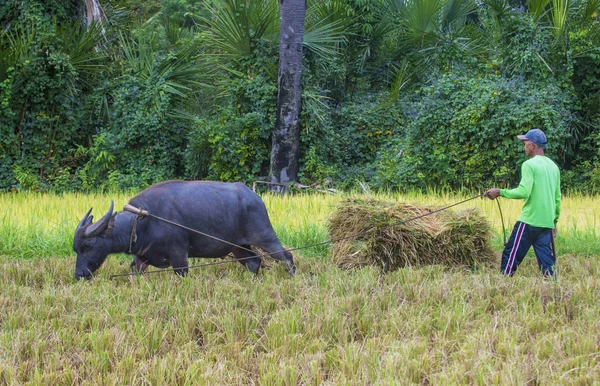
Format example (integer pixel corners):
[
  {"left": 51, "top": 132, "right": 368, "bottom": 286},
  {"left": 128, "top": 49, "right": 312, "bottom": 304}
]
[{"left": 501, "top": 221, "right": 555, "bottom": 276}]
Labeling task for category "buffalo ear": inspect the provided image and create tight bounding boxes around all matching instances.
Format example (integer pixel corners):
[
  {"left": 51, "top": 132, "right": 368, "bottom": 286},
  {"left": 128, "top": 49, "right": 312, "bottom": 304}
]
[{"left": 84, "top": 201, "right": 114, "bottom": 238}]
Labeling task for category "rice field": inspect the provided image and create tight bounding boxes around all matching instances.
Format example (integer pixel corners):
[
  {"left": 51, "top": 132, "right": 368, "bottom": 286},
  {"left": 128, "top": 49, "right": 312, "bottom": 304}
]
[{"left": 0, "top": 190, "right": 599, "bottom": 385}]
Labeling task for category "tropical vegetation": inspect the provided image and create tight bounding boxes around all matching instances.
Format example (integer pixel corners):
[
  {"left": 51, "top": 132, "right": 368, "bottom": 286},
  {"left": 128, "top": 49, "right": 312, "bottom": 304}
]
[{"left": 1, "top": 0, "right": 599, "bottom": 193}]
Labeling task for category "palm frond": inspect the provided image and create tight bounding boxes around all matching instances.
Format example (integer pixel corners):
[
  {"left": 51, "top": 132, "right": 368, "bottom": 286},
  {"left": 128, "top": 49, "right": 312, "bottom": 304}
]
[
  {"left": 55, "top": 22, "right": 106, "bottom": 87},
  {"left": 480, "top": 0, "right": 512, "bottom": 21},
  {"left": 527, "top": 0, "right": 552, "bottom": 22},
  {"left": 405, "top": 0, "right": 446, "bottom": 37},
  {"left": 303, "top": 0, "right": 350, "bottom": 59},
  {"left": 579, "top": 0, "right": 600, "bottom": 20},
  {"left": 1, "top": 23, "right": 36, "bottom": 69},
  {"left": 304, "top": 19, "right": 348, "bottom": 59},
  {"left": 441, "top": 0, "right": 478, "bottom": 33},
  {"left": 120, "top": 33, "right": 157, "bottom": 81},
  {"left": 550, "top": 0, "right": 571, "bottom": 38},
  {"left": 302, "top": 90, "right": 332, "bottom": 131},
  {"left": 120, "top": 30, "right": 214, "bottom": 101},
  {"left": 388, "top": 60, "right": 414, "bottom": 101},
  {"left": 201, "top": 0, "right": 278, "bottom": 57},
  {"left": 210, "top": 1, "right": 251, "bottom": 55},
  {"left": 381, "top": 0, "right": 446, "bottom": 47},
  {"left": 160, "top": 18, "right": 198, "bottom": 48},
  {"left": 251, "top": 0, "right": 279, "bottom": 42}
]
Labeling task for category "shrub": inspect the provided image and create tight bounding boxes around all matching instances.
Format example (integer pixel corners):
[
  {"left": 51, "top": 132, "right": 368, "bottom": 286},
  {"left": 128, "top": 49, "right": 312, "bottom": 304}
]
[
  {"left": 0, "top": 14, "right": 105, "bottom": 191},
  {"left": 186, "top": 111, "right": 271, "bottom": 182},
  {"left": 372, "top": 73, "right": 574, "bottom": 191},
  {"left": 299, "top": 92, "right": 402, "bottom": 187}
]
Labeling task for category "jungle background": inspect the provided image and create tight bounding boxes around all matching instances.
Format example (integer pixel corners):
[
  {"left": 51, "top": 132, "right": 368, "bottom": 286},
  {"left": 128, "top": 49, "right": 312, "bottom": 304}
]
[{"left": 1, "top": 0, "right": 599, "bottom": 193}]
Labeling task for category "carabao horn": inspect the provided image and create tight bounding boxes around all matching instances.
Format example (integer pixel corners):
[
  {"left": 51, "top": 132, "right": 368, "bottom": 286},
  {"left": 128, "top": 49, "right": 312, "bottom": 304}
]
[
  {"left": 77, "top": 208, "right": 93, "bottom": 232},
  {"left": 84, "top": 201, "right": 114, "bottom": 238}
]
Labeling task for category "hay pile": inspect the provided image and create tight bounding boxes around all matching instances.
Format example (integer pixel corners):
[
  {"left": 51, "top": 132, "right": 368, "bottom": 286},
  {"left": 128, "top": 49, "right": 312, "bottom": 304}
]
[{"left": 328, "top": 198, "right": 495, "bottom": 271}]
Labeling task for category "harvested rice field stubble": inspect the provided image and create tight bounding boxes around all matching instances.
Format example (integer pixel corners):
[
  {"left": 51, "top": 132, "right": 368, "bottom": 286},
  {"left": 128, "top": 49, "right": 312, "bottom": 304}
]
[
  {"left": 328, "top": 198, "right": 495, "bottom": 271},
  {"left": 1, "top": 192, "right": 600, "bottom": 385}
]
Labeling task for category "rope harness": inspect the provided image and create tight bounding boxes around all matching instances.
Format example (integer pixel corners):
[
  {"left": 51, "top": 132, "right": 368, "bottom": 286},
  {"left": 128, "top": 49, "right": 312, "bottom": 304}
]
[
  {"left": 111, "top": 192, "right": 498, "bottom": 279},
  {"left": 129, "top": 211, "right": 141, "bottom": 253}
]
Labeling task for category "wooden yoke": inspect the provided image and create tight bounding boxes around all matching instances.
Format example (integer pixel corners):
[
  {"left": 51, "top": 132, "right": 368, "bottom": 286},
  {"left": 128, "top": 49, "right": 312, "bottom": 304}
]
[{"left": 123, "top": 204, "right": 150, "bottom": 217}]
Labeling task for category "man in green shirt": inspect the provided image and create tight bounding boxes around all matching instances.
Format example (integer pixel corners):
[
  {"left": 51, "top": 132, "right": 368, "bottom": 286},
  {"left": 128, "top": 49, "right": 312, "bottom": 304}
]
[{"left": 485, "top": 129, "right": 561, "bottom": 276}]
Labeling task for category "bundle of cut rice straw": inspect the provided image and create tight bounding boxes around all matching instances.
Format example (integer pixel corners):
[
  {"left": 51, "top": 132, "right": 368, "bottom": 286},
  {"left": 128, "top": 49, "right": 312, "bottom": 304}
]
[{"left": 328, "top": 198, "right": 495, "bottom": 271}]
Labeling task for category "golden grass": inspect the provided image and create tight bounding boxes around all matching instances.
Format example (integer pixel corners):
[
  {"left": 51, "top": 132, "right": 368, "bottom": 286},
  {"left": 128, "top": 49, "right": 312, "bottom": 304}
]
[
  {"left": 0, "top": 253, "right": 599, "bottom": 384},
  {"left": 2, "top": 190, "right": 599, "bottom": 258}
]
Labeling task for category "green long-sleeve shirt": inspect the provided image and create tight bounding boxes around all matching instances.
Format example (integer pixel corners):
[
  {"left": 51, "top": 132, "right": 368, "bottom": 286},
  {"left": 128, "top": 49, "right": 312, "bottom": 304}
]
[{"left": 500, "top": 155, "right": 561, "bottom": 228}]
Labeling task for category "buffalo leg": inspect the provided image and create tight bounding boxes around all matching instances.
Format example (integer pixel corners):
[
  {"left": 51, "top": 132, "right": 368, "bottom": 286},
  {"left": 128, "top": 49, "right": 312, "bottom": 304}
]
[
  {"left": 130, "top": 256, "right": 149, "bottom": 274},
  {"left": 170, "top": 255, "right": 189, "bottom": 277},
  {"left": 232, "top": 246, "right": 261, "bottom": 275}
]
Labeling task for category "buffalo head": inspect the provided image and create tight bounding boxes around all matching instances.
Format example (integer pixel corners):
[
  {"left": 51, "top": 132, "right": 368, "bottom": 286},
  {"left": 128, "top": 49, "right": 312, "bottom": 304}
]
[{"left": 73, "top": 201, "right": 114, "bottom": 280}]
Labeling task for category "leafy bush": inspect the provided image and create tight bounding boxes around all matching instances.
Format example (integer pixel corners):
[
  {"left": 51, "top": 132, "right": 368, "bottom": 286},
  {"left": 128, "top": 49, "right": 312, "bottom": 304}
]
[
  {"left": 371, "top": 73, "right": 574, "bottom": 191},
  {"left": 0, "top": 17, "right": 105, "bottom": 191},
  {"left": 186, "top": 42, "right": 277, "bottom": 183},
  {"left": 186, "top": 111, "right": 271, "bottom": 182},
  {"left": 1, "top": 0, "right": 599, "bottom": 194},
  {"left": 498, "top": 11, "right": 555, "bottom": 80},
  {"left": 79, "top": 75, "right": 189, "bottom": 190},
  {"left": 567, "top": 24, "right": 600, "bottom": 192},
  {"left": 299, "top": 92, "right": 402, "bottom": 187},
  {"left": 0, "top": 70, "right": 17, "bottom": 189}
]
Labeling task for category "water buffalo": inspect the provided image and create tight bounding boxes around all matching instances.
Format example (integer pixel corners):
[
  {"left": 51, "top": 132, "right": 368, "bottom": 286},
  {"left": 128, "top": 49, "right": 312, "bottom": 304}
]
[{"left": 73, "top": 180, "right": 296, "bottom": 279}]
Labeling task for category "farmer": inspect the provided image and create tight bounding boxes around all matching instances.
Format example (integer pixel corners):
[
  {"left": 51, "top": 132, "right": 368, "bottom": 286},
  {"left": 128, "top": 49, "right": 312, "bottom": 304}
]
[{"left": 485, "top": 128, "right": 561, "bottom": 277}]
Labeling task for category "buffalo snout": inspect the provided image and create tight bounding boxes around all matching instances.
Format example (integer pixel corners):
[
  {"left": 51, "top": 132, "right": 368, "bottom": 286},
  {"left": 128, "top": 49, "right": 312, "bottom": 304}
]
[{"left": 75, "top": 268, "right": 93, "bottom": 280}]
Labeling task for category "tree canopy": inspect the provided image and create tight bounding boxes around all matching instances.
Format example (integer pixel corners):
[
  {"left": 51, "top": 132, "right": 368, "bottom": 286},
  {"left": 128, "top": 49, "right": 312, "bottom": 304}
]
[{"left": 0, "top": 0, "right": 599, "bottom": 193}]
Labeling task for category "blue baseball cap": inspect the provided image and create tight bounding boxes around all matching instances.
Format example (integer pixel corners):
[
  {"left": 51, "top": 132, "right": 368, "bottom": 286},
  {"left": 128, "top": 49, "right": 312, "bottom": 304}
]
[{"left": 517, "top": 129, "right": 547, "bottom": 147}]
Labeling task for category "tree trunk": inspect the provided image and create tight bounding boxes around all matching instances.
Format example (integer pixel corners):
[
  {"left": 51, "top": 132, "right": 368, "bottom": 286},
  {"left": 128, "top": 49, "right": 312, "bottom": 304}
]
[
  {"left": 269, "top": 0, "right": 306, "bottom": 187},
  {"left": 84, "top": 0, "right": 106, "bottom": 25}
]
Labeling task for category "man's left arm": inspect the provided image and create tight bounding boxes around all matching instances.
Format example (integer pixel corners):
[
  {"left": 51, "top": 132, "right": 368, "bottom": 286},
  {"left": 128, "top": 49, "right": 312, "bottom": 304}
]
[{"left": 554, "top": 173, "right": 561, "bottom": 227}]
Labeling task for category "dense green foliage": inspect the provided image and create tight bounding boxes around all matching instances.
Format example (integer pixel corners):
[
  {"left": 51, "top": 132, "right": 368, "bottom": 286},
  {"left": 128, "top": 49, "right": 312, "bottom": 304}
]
[
  {"left": 1, "top": 0, "right": 599, "bottom": 193},
  {"left": 373, "top": 73, "right": 573, "bottom": 190}
]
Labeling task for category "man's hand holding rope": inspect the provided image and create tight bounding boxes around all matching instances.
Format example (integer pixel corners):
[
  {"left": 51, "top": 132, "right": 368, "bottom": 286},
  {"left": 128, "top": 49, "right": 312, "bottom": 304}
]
[{"left": 485, "top": 188, "right": 501, "bottom": 200}]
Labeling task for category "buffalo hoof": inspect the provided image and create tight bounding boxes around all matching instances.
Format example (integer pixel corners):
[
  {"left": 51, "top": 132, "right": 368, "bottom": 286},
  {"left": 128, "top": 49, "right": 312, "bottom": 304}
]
[{"left": 247, "top": 260, "right": 261, "bottom": 275}]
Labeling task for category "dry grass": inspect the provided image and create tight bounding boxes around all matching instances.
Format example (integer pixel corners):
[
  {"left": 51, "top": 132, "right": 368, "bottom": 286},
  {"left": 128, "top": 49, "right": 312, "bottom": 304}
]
[
  {"left": 1, "top": 254, "right": 599, "bottom": 385},
  {"left": 329, "top": 198, "right": 495, "bottom": 271}
]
